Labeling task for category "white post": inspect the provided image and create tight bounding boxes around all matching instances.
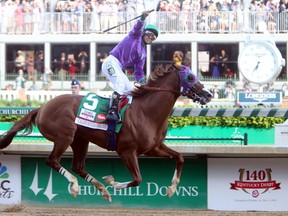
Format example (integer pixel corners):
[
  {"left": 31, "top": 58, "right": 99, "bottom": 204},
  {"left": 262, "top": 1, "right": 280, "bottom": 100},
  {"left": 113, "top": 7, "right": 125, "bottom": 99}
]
[
  {"left": 191, "top": 42, "right": 197, "bottom": 74},
  {"left": 90, "top": 42, "right": 96, "bottom": 90},
  {"left": 45, "top": 42, "right": 51, "bottom": 70},
  {"left": 146, "top": 45, "right": 151, "bottom": 78},
  {"left": 0, "top": 43, "right": 5, "bottom": 90}
]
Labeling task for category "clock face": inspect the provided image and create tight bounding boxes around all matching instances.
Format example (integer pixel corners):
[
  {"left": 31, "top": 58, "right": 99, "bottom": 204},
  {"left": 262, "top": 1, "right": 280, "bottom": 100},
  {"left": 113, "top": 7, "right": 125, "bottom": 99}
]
[{"left": 238, "top": 42, "right": 281, "bottom": 84}]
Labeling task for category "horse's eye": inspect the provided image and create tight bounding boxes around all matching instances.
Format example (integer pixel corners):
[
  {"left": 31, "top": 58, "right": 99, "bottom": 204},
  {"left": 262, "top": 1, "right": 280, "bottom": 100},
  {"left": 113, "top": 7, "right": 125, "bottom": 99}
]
[{"left": 186, "top": 74, "right": 194, "bottom": 82}]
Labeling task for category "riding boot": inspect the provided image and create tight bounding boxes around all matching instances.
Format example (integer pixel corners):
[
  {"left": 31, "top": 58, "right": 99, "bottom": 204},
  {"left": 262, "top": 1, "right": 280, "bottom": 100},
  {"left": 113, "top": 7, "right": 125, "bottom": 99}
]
[{"left": 106, "top": 91, "right": 121, "bottom": 122}]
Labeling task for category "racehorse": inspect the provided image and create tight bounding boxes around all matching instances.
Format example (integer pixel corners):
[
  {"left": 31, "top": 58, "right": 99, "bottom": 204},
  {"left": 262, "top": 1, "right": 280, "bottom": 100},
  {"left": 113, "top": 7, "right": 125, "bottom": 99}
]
[{"left": 0, "top": 64, "right": 212, "bottom": 202}]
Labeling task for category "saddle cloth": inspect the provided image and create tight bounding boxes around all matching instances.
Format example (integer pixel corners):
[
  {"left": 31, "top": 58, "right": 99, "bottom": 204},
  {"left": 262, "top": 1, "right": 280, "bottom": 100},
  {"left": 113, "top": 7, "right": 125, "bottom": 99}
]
[{"left": 75, "top": 92, "right": 131, "bottom": 133}]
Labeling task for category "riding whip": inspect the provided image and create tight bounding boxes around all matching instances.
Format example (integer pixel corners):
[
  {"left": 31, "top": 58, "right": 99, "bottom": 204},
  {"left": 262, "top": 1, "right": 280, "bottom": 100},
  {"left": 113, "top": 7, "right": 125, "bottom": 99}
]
[{"left": 103, "top": 9, "right": 155, "bottom": 33}]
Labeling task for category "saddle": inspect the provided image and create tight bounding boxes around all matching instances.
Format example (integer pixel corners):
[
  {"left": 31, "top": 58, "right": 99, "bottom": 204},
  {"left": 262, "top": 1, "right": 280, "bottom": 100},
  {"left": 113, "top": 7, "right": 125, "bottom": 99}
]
[{"left": 75, "top": 92, "right": 131, "bottom": 151}]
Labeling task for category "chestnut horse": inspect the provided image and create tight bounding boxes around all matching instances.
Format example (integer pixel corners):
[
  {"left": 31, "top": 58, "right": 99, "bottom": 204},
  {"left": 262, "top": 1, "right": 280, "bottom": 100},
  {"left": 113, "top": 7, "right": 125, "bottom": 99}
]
[{"left": 0, "top": 64, "right": 212, "bottom": 202}]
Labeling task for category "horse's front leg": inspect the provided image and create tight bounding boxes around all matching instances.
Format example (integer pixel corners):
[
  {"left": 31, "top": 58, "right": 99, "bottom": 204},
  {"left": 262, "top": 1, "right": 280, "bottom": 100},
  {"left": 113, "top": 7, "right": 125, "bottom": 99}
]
[
  {"left": 71, "top": 139, "right": 112, "bottom": 202},
  {"left": 102, "top": 152, "right": 142, "bottom": 190},
  {"left": 46, "top": 157, "right": 80, "bottom": 198},
  {"left": 145, "top": 143, "right": 184, "bottom": 198}
]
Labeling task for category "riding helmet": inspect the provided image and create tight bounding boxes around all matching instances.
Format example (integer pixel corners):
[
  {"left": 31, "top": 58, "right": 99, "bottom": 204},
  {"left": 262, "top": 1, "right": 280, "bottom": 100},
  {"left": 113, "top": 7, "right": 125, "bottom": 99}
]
[{"left": 144, "top": 24, "right": 159, "bottom": 38}]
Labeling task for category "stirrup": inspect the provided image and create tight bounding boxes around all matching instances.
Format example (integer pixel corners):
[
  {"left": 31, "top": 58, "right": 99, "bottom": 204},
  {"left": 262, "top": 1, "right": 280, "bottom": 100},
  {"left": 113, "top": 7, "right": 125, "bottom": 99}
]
[{"left": 106, "top": 112, "right": 121, "bottom": 122}]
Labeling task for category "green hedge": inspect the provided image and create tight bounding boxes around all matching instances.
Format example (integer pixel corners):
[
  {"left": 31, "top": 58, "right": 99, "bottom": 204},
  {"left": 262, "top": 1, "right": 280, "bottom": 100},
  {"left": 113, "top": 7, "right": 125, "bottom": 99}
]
[
  {"left": 0, "top": 100, "right": 287, "bottom": 128},
  {"left": 0, "top": 99, "right": 43, "bottom": 107},
  {"left": 168, "top": 116, "right": 287, "bottom": 128}
]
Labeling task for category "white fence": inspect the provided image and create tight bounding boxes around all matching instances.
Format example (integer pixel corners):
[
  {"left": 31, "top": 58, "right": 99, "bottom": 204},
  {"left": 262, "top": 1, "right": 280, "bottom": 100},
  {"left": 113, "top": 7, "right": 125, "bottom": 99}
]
[
  {"left": 0, "top": 90, "right": 113, "bottom": 103},
  {"left": 1, "top": 11, "right": 288, "bottom": 35}
]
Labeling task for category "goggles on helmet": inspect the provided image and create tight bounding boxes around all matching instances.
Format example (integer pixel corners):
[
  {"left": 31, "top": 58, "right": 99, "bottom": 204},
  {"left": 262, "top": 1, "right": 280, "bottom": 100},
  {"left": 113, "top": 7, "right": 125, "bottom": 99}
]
[{"left": 143, "top": 30, "right": 157, "bottom": 41}]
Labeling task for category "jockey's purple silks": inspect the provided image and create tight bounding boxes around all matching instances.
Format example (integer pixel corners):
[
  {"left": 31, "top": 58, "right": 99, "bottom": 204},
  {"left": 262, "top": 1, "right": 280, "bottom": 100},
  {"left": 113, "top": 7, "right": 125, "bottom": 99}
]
[{"left": 109, "top": 19, "right": 146, "bottom": 82}]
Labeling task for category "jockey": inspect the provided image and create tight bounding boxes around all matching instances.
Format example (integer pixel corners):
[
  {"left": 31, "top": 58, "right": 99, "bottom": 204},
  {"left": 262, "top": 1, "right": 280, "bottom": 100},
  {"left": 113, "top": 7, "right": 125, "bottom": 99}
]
[{"left": 102, "top": 11, "right": 159, "bottom": 123}]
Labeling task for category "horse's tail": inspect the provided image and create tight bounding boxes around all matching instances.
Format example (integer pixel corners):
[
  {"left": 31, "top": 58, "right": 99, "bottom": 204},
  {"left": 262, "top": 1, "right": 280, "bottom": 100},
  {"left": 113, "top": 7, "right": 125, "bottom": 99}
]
[{"left": 0, "top": 108, "right": 40, "bottom": 149}]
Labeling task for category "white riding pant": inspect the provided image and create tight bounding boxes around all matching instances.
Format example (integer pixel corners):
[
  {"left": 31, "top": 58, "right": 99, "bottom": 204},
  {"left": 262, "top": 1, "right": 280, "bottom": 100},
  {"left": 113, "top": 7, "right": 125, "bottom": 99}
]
[{"left": 101, "top": 55, "right": 134, "bottom": 95}]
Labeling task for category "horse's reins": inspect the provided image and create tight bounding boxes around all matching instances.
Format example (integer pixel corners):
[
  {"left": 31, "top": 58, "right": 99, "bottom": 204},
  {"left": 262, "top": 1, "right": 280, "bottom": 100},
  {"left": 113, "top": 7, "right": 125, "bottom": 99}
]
[
  {"left": 134, "top": 83, "right": 204, "bottom": 97},
  {"left": 134, "top": 82, "right": 183, "bottom": 94},
  {"left": 134, "top": 64, "right": 204, "bottom": 97}
]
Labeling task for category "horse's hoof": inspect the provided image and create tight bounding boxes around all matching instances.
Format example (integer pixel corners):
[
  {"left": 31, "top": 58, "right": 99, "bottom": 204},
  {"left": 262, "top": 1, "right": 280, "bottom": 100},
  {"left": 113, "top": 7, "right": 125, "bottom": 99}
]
[
  {"left": 102, "top": 175, "right": 114, "bottom": 185},
  {"left": 103, "top": 193, "right": 112, "bottom": 203},
  {"left": 70, "top": 183, "right": 79, "bottom": 198},
  {"left": 71, "top": 189, "right": 79, "bottom": 198},
  {"left": 167, "top": 186, "right": 175, "bottom": 198}
]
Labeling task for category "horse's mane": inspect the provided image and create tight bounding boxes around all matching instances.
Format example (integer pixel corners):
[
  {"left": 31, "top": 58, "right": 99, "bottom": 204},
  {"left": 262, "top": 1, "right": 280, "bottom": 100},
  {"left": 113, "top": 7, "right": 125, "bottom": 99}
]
[{"left": 131, "top": 64, "right": 176, "bottom": 97}]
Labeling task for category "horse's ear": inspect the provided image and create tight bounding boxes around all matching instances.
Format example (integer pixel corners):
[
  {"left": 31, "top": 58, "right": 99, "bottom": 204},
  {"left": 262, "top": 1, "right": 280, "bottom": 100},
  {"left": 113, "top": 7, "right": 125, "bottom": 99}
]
[{"left": 172, "top": 64, "right": 185, "bottom": 71}]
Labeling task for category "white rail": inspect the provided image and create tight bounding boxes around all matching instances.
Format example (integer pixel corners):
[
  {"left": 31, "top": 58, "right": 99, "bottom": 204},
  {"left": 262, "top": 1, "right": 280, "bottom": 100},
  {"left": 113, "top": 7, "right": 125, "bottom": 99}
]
[{"left": 0, "top": 90, "right": 113, "bottom": 103}]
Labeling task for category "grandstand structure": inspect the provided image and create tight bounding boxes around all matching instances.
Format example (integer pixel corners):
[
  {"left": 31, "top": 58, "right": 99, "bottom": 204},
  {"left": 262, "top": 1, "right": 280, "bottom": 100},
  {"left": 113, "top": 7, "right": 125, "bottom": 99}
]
[{"left": 0, "top": 10, "right": 288, "bottom": 93}]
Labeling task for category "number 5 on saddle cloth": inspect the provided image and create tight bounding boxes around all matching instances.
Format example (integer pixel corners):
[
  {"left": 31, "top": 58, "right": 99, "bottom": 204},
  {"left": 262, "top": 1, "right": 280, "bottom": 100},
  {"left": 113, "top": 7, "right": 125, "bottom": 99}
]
[{"left": 75, "top": 92, "right": 132, "bottom": 151}]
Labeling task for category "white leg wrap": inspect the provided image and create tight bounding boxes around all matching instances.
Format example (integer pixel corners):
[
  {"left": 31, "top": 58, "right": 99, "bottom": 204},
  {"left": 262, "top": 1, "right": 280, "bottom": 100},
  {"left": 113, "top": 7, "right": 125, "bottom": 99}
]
[
  {"left": 85, "top": 174, "right": 94, "bottom": 183},
  {"left": 59, "top": 167, "right": 74, "bottom": 182},
  {"left": 167, "top": 169, "right": 180, "bottom": 198},
  {"left": 59, "top": 167, "right": 79, "bottom": 197}
]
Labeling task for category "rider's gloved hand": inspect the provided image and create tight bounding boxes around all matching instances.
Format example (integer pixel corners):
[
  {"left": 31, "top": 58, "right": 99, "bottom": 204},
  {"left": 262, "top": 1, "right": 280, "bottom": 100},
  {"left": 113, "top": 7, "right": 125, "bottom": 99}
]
[
  {"left": 138, "top": 77, "right": 146, "bottom": 85},
  {"left": 140, "top": 11, "right": 149, "bottom": 21}
]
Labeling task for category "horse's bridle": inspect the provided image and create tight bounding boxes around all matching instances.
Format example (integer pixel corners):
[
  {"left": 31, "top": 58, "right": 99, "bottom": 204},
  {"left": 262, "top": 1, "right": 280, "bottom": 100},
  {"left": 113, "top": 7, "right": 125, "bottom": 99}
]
[
  {"left": 134, "top": 63, "right": 204, "bottom": 97},
  {"left": 134, "top": 81, "right": 206, "bottom": 102},
  {"left": 134, "top": 82, "right": 184, "bottom": 96},
  {"left": 134, "top": 64, "right": 212, "bottom": 105}
]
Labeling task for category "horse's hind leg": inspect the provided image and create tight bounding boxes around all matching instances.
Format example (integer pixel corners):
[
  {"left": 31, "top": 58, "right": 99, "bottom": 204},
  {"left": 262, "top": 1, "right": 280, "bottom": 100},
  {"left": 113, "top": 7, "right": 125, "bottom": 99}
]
[
  {"left": 103, "top": 152, "right": 142, "bottom": 190},
  {"left": 145, "top": 143, "right": 184, "bottom": 198},
  {"left": 70, "top": 136, "right": 112, "bottom": 202}
]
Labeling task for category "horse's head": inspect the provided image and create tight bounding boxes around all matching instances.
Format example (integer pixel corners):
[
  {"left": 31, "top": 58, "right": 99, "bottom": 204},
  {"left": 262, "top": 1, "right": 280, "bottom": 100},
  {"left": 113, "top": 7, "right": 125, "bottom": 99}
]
[{"left": 175, "top": 65, "right": 213, "bottom": 105}]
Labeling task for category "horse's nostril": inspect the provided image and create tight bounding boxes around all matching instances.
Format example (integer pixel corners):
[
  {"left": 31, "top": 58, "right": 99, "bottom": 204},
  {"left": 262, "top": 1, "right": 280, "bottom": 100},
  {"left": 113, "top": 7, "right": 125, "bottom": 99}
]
[{"left": 200, "top": 100, "right": 206, "bottom": 105}]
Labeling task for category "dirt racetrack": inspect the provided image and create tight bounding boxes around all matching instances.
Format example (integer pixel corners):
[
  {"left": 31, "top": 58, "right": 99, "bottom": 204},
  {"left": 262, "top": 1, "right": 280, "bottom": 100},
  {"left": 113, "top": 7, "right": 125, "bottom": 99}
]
[{"left": 0, "top": 205, "right": 288, "bottom": 216}]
